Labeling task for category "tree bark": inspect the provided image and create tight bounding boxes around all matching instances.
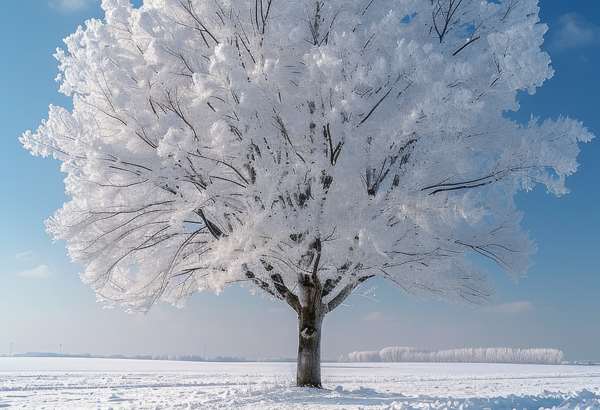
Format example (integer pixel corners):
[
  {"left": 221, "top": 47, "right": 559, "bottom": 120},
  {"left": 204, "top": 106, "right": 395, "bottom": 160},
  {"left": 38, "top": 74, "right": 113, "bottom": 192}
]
[{"left": 296, "top": 303, "right": 324, "bottom": 388}]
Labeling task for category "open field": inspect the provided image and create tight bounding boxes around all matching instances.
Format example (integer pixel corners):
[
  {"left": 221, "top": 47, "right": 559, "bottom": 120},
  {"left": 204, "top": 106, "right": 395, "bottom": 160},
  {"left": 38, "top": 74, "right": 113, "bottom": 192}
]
[{"left": 1, "top": 358, "right": 599, "bottom": 409}]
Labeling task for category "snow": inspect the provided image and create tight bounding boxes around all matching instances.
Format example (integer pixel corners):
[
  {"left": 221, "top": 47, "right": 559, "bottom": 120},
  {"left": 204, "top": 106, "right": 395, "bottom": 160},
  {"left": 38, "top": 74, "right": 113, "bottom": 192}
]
[{"left": 1, "top": 358, "right": 599, "bottom": 409}]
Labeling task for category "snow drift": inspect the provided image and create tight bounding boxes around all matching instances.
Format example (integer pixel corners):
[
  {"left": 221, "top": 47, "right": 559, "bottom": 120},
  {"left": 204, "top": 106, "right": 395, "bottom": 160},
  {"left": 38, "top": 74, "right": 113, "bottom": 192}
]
[{"left": 345, "top": 347, "right": 564, "bottom": 365}]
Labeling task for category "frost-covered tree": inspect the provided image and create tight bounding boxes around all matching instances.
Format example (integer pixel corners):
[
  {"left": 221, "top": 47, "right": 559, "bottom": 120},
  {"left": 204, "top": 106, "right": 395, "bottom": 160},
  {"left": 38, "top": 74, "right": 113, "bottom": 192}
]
[
  {"left": 22, "top": 0, "right": 591, "bottom": 387},
  {"left": 348, "top": 346, "right": 565, "bottom": 365}
]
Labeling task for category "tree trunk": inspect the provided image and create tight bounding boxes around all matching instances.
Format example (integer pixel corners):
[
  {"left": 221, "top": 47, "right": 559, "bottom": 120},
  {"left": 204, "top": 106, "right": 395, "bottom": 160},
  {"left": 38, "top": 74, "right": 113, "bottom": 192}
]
[{"left": 296, "top": 303, "right": 323, "bottom": 388}]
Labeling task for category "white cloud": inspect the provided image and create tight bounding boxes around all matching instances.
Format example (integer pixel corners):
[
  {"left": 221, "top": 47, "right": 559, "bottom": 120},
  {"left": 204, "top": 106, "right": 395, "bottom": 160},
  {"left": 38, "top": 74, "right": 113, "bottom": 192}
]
[
  {"left": 16, "top": 265, "right": 52, "bottom": 279},
  {"left": 363, "top": 311, "right": 386, "bottom": 322},
  {"left": 15, "top": 251, "right": 34, "bottom": 261},
  {"left": 49, "top": 0, "right": 95, "bottom": 13},
  {"left": 551, "top": 13, "right": 600, "bottom": 51},
  {"left": 484, "top": 301, "right": 533, "bottom": 314}
]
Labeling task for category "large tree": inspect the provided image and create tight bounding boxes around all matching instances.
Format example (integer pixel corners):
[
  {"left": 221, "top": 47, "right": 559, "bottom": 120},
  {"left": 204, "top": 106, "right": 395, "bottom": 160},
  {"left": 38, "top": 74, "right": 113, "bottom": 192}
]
[{"left": 23, "top": 0, "right": 591, "bottom": 387}]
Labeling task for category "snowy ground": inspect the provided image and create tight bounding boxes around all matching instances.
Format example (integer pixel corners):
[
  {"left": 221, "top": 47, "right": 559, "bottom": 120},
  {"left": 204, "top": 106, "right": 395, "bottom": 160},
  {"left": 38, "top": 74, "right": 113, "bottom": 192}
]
[{"left": 1, "top": 358, "right": 599, "bottom": 409}]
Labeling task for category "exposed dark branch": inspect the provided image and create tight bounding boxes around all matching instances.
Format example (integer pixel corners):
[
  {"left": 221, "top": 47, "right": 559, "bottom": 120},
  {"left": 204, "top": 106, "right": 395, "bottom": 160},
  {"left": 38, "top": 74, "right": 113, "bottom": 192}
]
[
  {"left": 358, "top": 88, "right": 392, "bottom": 127},
  {"left": 326, "top": 275, "right": 374, "bottom": 313},
  {"left": 422, "top": 166, "right": 535, "bottom": 196},
  {"left": 271, "top": 272, "right": 302, "bottom": 313},
  {"left": 452, "top": 36, "right": 480, "bottom": 56}
]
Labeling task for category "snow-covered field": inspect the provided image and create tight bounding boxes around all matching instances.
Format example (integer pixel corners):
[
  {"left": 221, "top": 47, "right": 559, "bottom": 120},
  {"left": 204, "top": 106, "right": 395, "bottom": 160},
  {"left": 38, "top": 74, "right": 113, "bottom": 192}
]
[{"left": 1, "top": 358, "right": 599, "bottom": 409}]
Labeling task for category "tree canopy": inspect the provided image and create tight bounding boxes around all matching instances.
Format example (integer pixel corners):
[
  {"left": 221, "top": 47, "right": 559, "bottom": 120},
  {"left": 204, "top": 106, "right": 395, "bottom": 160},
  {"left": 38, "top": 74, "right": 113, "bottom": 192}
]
[{"left": 22, "top": 0, "right": 592, "bottom": 314}]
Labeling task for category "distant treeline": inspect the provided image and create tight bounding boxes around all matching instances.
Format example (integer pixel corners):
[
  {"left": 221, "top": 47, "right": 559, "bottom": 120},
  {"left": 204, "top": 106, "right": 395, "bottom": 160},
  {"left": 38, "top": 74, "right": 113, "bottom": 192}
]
[
  {"left": 5, "top": 352, "right": 295, "bottom": 363},
  {"left": 343, "top": 347, "right": 565, "bottom": 365},
  {"left": 9, "top": 352, "right": 215, "bottom": 361},
  {"left": 4, "top": 349, "right": 571, "bottom": 365}
]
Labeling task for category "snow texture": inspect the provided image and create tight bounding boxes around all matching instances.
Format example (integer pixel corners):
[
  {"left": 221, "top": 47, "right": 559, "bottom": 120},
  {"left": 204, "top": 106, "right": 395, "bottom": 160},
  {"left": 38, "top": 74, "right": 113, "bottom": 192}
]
[
  {"left": 1, "top": 358, "right": 599, "bottom": 409},
  {"left": 21, "top": 0, "right": 593, "bottom": 313},
  {"left": 346, "top": 347, "right": 565, "bottom": 365}
]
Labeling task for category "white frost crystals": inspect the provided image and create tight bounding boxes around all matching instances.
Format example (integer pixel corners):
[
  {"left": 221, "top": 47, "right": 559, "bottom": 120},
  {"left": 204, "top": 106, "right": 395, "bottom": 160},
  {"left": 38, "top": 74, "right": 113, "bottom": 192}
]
[{"left": 21, "top": 0, "right": 592, "bottom": 313}]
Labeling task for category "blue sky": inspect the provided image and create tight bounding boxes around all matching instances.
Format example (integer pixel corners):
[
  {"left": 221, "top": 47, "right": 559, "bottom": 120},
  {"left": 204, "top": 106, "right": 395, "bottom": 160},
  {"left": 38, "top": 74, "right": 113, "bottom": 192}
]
[{"left": 0, "top": 0, "right": 598, "bottom": 361}]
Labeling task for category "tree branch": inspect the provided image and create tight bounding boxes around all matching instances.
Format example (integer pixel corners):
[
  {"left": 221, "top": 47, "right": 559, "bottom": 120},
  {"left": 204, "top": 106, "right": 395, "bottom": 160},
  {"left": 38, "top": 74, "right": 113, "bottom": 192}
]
[{"left": 326, "top": 275, "right": 374, "bottom": 313}]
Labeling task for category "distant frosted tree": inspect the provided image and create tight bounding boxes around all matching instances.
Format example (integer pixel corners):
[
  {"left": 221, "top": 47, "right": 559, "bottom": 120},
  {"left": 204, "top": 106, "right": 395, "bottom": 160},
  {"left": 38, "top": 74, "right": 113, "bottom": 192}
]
[
  {"left": 348, "top": 350, "right": 382, "bottom": 363},
  {"left": 22, "top": 0, "right": 591, "bottom": 387},
  {"left": 350, "top": 346, "right": 565, "bottom": 365}
]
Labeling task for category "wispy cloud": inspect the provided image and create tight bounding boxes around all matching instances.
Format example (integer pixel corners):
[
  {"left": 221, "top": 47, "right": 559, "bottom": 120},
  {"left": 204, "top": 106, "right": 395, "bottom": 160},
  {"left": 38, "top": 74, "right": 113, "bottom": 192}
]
[
  {"left": 551, "top": 13, "right": 600, "bottom": 51},
  {"left": 49, "top": 0, "right": 95, "bottom": 13},
  {"left": 16, "top": 265, "right": 52, "bottom": 279},
  {"left": 15, "top": 251, "right": 34, "bottom": 261},
  {"left": 363, "top": 311, "right": 386, "bottom": 322},
  {"left": 484, "top": 301, "right": 533, "bottom": 315}
]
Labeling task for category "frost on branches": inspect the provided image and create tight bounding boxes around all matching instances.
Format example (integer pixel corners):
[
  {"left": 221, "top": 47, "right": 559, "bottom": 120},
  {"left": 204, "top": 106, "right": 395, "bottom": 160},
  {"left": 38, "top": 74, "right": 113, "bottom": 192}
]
[{"left": 22, "top": 0, "right": 591, "bottom": 387}]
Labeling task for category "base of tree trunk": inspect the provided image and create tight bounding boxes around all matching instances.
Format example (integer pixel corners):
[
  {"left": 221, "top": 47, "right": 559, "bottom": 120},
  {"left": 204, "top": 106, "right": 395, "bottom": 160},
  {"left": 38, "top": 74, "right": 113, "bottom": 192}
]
[{"left": 296, "top": 307, "right": 323, "bottom": 388}]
